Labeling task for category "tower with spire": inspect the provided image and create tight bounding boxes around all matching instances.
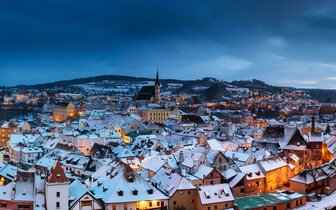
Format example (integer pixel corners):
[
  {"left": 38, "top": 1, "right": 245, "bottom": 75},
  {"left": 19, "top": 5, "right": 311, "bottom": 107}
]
[
  {"left": 154, "top": 68, "right": 161, "bottom": 104},
  {"left": 133, "top": 69, "right": 161, "bottom": 105}
]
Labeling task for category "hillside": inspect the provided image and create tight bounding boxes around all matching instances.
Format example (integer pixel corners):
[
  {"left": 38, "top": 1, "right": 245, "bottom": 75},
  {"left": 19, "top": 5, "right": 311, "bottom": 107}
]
[
  {"left": 10, "top": 75, "right": 336, "bottom": 103},
  {"left": 14, "top": 75, "right": 186, "bottom": 90}
]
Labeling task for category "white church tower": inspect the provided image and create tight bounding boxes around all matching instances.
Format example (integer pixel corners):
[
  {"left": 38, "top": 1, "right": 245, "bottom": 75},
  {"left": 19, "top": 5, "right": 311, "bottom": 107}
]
[{"left": 45, "top": 161, "right": 69, "bottom": 210}]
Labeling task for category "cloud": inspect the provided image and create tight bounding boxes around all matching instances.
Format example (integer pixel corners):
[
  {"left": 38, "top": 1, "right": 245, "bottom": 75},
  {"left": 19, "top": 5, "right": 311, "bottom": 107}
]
[
  {"left": 316, "top": 63, "right": 336, "bottom": 69},
  {"left": 279, "top": 80, "right": 318, "bottom": 85},
  {"left": 0, "top": 0, "right": 336, "bottom": 88},
  {"left": 268, "top": 36, "right": 287, "bottom": 48},
  {"left": 199, "top": 56, "right": 253, "bottom": 71}
]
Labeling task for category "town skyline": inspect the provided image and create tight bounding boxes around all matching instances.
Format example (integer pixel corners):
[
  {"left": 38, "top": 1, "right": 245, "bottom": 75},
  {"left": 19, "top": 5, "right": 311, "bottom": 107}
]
[{"left": 3, "top": 72, "right": 336, "bottom": 90}]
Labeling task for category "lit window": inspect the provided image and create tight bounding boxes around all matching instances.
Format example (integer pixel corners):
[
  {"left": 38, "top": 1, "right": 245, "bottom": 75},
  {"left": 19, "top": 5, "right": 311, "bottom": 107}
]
[{"left": 81, "top": 201, "right": 92, "bottom": 207}]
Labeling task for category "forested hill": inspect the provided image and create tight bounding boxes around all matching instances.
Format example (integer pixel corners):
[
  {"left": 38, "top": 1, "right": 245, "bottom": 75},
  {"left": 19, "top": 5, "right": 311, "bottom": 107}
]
[
  {"left": 14, "top": 75, "right": 186, "bottom": 89},
  {"left": 10, "top": 75, "right": 336, "bottom": 103}
]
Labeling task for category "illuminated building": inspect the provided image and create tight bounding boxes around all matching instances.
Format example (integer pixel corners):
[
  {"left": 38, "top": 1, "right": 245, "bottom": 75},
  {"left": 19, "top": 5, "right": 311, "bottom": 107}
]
[{"left": 53, "top": 102, "right": 76, "bottom": 122}]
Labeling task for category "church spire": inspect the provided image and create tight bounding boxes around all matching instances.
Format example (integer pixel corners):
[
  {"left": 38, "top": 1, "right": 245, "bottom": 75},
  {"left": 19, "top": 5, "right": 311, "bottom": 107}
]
[
  {"left": 154, "top": 67, "right": 161, "bottom": 104},
  {"left": 155, "top": 67, "right": 160, "bottom": 86}
]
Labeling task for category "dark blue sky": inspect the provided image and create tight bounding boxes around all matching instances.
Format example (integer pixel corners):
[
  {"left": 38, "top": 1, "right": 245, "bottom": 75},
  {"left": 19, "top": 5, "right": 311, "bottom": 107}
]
[{"left": 1, "top": 0, "right": 336, "bottom": 88}]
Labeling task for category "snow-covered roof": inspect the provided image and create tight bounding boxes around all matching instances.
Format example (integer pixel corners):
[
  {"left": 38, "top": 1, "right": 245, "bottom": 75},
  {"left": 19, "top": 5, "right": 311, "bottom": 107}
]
[
  {"left": 207, "top": 139, "right": 224, "bottom": 151},
  {"left": 258, "top": 158, "right": 288, "bottom": 172},
  {"left": 10, "top": 133, "right": 40, "bottom": 146},
  {"left": 193, "top": 165, "right": 214, "bottom": 179},
  {"left": 225, "top": 151, "right": 252, "bottom": 162},
  {"left": 139, "top": 156, "right": 165, "bottom": 173},
  {"left": 69, "top": 179, "right": 92, "bottom": 207},
  {"left": 239, "top": 164, "right": 265, "bottom": 180},
  {"left": 151, "top": 165, "right": 195, "bottom": 196},
  {"left": 229, "top": 172, "right": 245, "bottom": 188},
  {"left": 198, "top": 183, "right": 234, "bottom": 205},
  {"left": 88, "top": 161, "right": 168, "bottom": 203}
]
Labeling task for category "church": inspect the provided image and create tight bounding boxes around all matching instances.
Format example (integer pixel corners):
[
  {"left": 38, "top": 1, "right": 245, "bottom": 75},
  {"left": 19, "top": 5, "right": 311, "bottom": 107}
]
[{"left": 133, "top": 71, "right": 161, "bottom": 105}]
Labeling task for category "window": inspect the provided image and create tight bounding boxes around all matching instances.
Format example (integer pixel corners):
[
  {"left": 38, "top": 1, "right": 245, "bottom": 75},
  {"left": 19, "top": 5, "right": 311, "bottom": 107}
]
[
  {"left": 157, "top": 201, "right": 160, "bottom": 206},
  {"left": 1, "top": 203, "right": 7, "bottom": 207},
  {"left": 56, "top": 192, "right": 60, "bottom": 197},
  {"left": 273, "top": 206, "right": 277, "bottom": 210},
  {"left": 225, "top": 203, "right": 228, "bottom": 207},
  {"left": 219, "top": 158, "right": 222, "bottom": 163},
  {"left": 188, "top": 191, "right": 191, "bottom": 195},
  {"left": 173, "top": 201, "right": 177, "bottom": 205},
  {"left": 149, "top": 202, "right": 152, "bottom": 207},
  {"left": 56, "top": 202, "right": 60, "bottom": 209},
  {"left": 215, "top": 205, "right": 218, "bottom": 209},
  {"left": 192, "top": 199, "right": 194, "bottom": 203},
  {"left": 208, "top": 207, "right": 211, "bottom": 210},
  {"left": 81, "top": 201, "right": 92, "bottom": 207}
]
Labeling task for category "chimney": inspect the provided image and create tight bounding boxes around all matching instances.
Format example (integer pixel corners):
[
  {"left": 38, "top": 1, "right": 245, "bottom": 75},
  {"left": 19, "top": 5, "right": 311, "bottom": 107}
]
[
  {"left": 311, "top": 115, "right": 315, "bottom": 134},
  {"left": 181, "top": 168, "right": 186, "bottom": 177},
  {"left": 179, "top": 151, "right": 184, "bottom": 164}
]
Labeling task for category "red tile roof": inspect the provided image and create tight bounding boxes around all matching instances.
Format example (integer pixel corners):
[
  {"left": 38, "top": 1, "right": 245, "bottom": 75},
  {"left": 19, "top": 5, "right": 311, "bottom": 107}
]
[{"left": 47, "top": 161, "right": 68, "bottom": 183}]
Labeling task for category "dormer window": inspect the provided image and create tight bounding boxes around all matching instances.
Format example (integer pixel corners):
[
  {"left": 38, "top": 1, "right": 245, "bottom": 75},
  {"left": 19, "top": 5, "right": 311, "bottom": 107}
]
[
  {"left": 147, "top": 188, "right": 153, "bottom": 194},
  {"left": 127, "top": 175, "right": 134, "bottom": 183},
  {"left": 132, "top": 189, "right": 138, "bottom": 195},
  {"left": 118, "top": 189, "right": 123, "bottom": 196},
  {"left": 56, "top": 173, "right": 61, "bottom": 177},
  {"left": 204, "top": 191, "right": 211, "bottom": 199}
]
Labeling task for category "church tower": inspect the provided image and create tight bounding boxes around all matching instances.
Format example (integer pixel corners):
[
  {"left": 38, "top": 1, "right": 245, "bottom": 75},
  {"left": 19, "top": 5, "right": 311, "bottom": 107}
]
[
  {"left": 45, "top": 161, "right": 69, "bottom": 210},
  {"left": 154, "top": 69, "right": 161, "bottom": 104}
]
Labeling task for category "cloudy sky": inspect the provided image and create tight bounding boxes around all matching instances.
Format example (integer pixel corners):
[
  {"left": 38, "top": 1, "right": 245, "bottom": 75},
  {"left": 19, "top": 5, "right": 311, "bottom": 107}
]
[{"left": 1, "top": 0, "right": 336, "bottom": 88}]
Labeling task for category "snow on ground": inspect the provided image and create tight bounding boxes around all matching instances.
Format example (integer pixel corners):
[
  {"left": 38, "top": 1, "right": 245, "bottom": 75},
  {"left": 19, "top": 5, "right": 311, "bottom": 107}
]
[{"left": 296, "top": 192, "right": 336, "bottom": 210}]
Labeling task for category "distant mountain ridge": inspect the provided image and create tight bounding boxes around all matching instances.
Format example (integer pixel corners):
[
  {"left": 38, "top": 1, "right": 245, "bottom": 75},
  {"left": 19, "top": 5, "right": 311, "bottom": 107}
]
[
  {"left": 10, "top": 75, "right": 336, "bottom": 103},
  {"left": 14, "top": 75, "right": 188, "bottom": 89}
]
